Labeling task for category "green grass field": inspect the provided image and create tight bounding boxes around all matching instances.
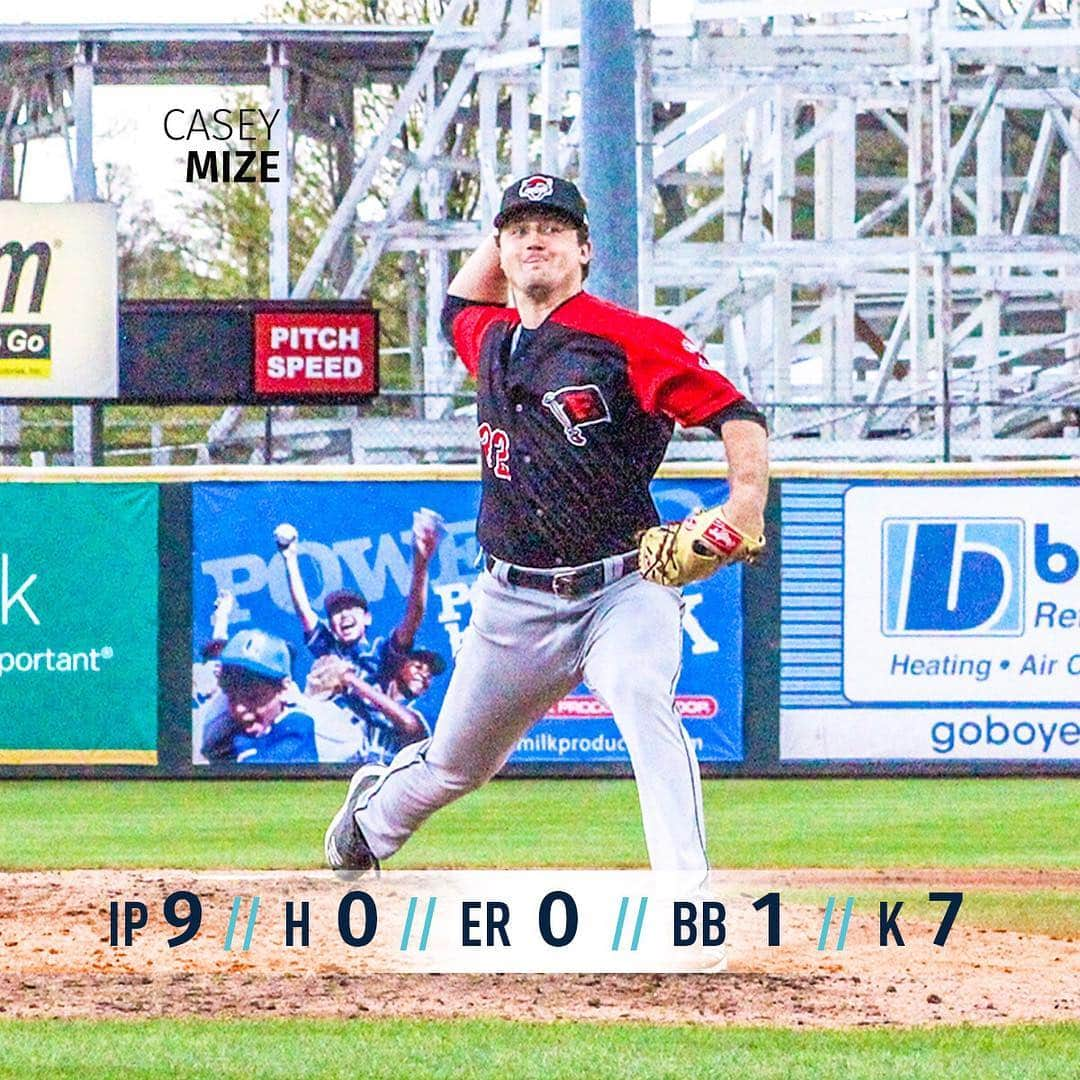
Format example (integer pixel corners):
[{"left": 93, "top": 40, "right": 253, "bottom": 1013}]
[
  {"left": 2, "top": 776, "right": 1076, "bottom": 872},
  {"left": 0, "top": 1019, "right": 1076, "bottom": 1080},
  {"left": 4, "top": 776, "right": 1077, "bottom": 934},
  {"left": 2, "top": 777, "right": 1077, "bottom": 1077}
]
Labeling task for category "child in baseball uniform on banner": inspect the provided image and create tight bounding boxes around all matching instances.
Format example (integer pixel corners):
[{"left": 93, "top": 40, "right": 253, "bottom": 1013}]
[
  {"left": 197, "top": 629, "right": 318, "bottom": 765},
  {"left": 274, "top": 511, "right": 443, "bottom": 726},
  {"left": 302, "top": 645, "right": 445, "bottom": 765},
  {"left": 326, "top": 174, "right": 768, "bottom": 881},
  {"left": 362, "top": 647, "right": 447, "bottom": 767}
]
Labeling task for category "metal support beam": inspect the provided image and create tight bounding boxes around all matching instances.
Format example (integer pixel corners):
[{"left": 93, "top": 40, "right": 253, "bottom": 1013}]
[
  {"left": 71, "top": 43, "right": 96, "bottom": 200},
  {"left": 422, "top": 148, "right": 451, "bottom": 421},
  {"left": 930, "top": 9, "right": 954, "bottom": 452},
  {"left": 635, "top": 23, "right": 655, "bottom": 313},
  {"left": 976, "top": 99, "right": 1003, "bottom": 438},
  {"left": 292, "top": 0, "right": 475, "bottom": 299},
  {"left": 1011, "top": 112, "right": 1055, "bottom": 237},
  {"left": 539, "top": 0, "right": 564, "bottom": 172},
  {"left": 580, "top": 0, "right": 637, "bottom": 308},
  {"left": 268, "top": 42, "right": 291, "bottom": 298},
  {"left": 907, "top": 7, "right": 931, "bottom": 400},
  {"left": 341, "top": 53, "right": 479, "bottom": 298},
  {"left": 0, "top": 87, "right": 22, "bottom": 198},
  {"left": 327, "top": 81, "right": 355, "bottom": 292},
  {"left": 1063, "top": 70, "right": 1080, "bottom": 377},
  {"left": 477, "top": 70, "right": 500, "bottom": 228}
]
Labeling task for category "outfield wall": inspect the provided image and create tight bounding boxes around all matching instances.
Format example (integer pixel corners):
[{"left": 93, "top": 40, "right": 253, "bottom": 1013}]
[{"left": 0, "top": 463, "right": 1077, "bottom": 779}]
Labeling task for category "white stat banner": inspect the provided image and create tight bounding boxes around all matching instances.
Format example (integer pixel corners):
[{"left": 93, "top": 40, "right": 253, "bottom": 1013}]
[
  {"left": 780, "top": 480, "right": 1080, "bottom": 761},
  {"left": 0, "top": 202, "right": 118, "bottom": 398}
]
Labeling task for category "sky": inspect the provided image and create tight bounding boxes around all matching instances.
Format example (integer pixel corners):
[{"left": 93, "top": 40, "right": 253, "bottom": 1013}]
[{"left": 0, "top": 1, "right": 273, "bottom": 23}]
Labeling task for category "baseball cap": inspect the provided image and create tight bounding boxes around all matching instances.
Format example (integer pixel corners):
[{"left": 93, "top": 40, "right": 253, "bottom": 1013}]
[
  {"left": 219, "top": 629, "right": 292, "bottom": 681},
  {"left": 405, "top": 648, "right": 447, "bottom": 676},
  {"left": 324, "top": 588, "right": 368, "bottom": 616},
  {"left": 494, "top": 174, "right": 589, "bottom": 232}
]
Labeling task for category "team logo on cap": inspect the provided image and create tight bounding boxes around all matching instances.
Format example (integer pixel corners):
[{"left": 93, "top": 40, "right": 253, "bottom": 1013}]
[
  {"left": 519, "top": 175, "right": 554, "bottom": 202},
  {"left": 542, "top": 384, "right": 611, "bottom": 446}
]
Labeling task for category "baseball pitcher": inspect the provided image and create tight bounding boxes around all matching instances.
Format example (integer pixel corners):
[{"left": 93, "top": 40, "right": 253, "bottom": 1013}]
[{"left": 326, "top": 174, "right": 768, "bottom": 879}]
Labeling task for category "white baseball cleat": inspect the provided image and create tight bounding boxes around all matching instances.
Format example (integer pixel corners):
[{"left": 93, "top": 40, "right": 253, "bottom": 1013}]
[{"left": 324, "top": 764, "right": 387, "bottom": 878}]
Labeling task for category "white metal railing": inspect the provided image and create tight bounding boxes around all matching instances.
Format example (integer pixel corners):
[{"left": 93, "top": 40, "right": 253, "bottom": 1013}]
[{"left": 1, "top": 1, "right": 1077, "bottom": 463}]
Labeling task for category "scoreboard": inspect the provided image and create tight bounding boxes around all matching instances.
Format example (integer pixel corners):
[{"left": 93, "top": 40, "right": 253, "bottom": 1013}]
[{"left": 118, "top": 300, "right": 379, "bottom": 404}]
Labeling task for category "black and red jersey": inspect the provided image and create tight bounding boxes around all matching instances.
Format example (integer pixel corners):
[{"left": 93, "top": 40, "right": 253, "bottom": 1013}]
[{"left": 442, "top": 290, "right": 764, "bottom": 569}]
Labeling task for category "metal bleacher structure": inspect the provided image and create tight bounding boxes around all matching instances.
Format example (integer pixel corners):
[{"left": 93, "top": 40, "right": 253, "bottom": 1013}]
[{"left": 0, "top": 0, "right": 1078, "bottom": 464}]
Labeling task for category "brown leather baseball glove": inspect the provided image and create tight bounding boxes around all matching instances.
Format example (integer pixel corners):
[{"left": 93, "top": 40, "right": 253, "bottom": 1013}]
[
  {"left": 638, "top": 505, "right": 765, "bottom": 587},
  {"left": 304, "top": 654, "right": 358, "bottom": 700}
]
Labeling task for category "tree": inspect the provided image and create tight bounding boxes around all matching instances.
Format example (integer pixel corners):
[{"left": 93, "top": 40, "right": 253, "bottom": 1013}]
[{"left": 99, "top": 163, "right": 212, "bottom": 300}]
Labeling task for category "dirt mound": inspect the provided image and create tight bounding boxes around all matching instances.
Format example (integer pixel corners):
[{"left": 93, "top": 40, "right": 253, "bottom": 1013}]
[{"left": 1, "top": 869, "right": 1076, "bottom": 1029}]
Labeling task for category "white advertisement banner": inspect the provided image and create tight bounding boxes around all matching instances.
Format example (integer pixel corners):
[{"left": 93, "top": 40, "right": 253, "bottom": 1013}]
[
  {"left": 0, "top": 203, "right": 118, "bottom": 398},
  {"left": 781, "top": 707, "right": 1080, "bottom": 760},
  {"left": 779, "top": 479, "right": 1080, "bottom": 762}
]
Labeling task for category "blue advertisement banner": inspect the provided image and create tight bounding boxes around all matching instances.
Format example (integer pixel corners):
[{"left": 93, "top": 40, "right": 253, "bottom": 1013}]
[{"left": 192, "top": 478, "right": 744, "bottom": 768}]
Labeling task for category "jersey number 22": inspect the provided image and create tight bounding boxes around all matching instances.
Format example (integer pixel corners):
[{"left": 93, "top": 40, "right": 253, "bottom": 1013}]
[{"left": 477, "top": 422, "right": 511, "bottom": 480}]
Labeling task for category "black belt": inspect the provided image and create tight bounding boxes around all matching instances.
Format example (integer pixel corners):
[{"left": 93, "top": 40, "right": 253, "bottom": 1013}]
[{"left": 486, "top": 552, "right": 639, "bottom": 599}]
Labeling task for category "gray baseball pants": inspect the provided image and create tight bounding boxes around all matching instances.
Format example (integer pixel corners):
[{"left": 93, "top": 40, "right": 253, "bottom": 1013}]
[{"left": 355, "top": 561, "right": 709, "bottom": 875}]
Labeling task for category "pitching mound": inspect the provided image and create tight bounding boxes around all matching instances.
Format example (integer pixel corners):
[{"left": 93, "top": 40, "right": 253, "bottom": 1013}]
[{"left": 1, "top": 869, "right": 1076, "bottom": 1029}]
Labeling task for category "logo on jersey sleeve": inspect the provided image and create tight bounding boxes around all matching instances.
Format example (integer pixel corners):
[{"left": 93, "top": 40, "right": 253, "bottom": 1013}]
[
  {"left": 679, "top": 333, "right": 725, "bottom": 375},
  {"left": 541, "top": 384, "right": 611, "bottom": 446},
  {"left": 519, "top": 175, "right": 554, "bottom": 201}
]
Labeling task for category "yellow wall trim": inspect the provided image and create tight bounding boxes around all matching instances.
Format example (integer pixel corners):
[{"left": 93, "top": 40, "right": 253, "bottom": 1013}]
[
  {"left": 0, "top": 749, "right": 158, "bottom": 765},
  {"left": 0, "top": 460, "right": 1076, "bottom": 484}
]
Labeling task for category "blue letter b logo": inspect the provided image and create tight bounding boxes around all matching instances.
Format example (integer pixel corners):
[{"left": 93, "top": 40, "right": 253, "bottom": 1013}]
[{"left": 883, "top": 520, "right": 1023, "bottom": 636}]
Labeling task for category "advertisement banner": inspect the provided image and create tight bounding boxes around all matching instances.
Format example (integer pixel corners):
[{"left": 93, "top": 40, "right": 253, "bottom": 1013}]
[
  {"left": 779, "top": 478, "right": 1080, "bottom": 761},
  {"left": 192, "top": 479, "right": 744, "bottom": 769},
  {"left": 0, "top": 484, "right": 158, "bottom": 764},
  {"left": 0, "top": 203, "right": 118, "bottom": 398}
]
